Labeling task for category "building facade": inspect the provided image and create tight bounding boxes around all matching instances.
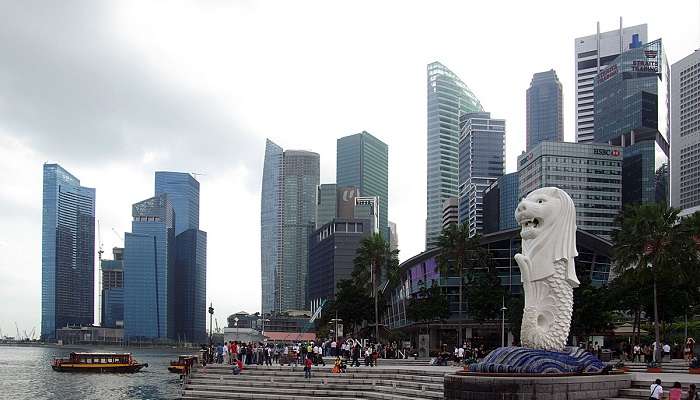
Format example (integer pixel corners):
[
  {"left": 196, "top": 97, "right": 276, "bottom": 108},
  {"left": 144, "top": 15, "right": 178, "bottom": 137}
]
[
  {"left": 388, "top": 221, "right": 399, "bottom": 252},
  {"left": 458, "top": 112, "right": 505, "bottom": 236},
  {"left": 482, "top": 183, "right": 500, "bottom": 234},
  {"left": 155, "top": 172, "right": 200, "bottom": 235},
  {"left": 671, "top": 50, "right": 700, "bottom": 211},
  {"left": 101, "top": 247, "right": 124, "bottom": 328},
  {"left": 594, "top": 38, "right": 670, "bottom": 205},
  {"left": 482, "top": 172, "right": 520, "bottom": 234},
  {"left": 123, "top": 194, "right": 175, "bottom": 340},
  {"left": 337, "top": 131, "right": 389, "bottom": 239},
  {"left": 426, "top": 61, "right": 483, "bottom": 248},
  {"left": 307, "top": 218, "right": 371, "bottom": 306},
  {"left": 441, "top": 197, "right": 459, "bottom": 231},
  {"left": 526, "top": 70, "right": 563, "bottom": 150},
  {"left": 575, "top": 21, "right": 647, "bottom": 143},
  {"left": 174, "top": 229, "right": 207, "bottom": 343},
  {"left": 518, "top": 141, "right": 622, "bottom": 239},
  {"left": 316, "top": 183, "right": 337, "bottom": 228},
  {"left": 260, "top": 139, "right": 283, "bottom": 315},
  {"left": 41, "top": 163, "right": 96, "bottom": 340}
]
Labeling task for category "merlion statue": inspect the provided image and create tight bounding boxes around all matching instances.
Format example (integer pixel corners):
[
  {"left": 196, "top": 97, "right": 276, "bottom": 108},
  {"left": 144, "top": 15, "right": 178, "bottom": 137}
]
[{"left": 514, "top": 187, "right": 579, "bottom": 351}]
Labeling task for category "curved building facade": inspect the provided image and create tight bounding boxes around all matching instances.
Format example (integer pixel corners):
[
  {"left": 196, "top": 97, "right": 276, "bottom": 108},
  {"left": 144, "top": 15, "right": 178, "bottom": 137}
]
[{"left": 426, "top": 62, "right": 483, "bottom": 249}]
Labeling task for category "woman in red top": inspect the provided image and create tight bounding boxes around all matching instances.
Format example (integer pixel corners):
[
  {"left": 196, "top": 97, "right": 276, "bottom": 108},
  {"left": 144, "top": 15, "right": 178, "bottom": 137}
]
[
  {"left": 304, "top": 356, "right": 312, "bottom": 379},
  {"left": 669, "top": 381, "right": 682, "bottom": 400}
]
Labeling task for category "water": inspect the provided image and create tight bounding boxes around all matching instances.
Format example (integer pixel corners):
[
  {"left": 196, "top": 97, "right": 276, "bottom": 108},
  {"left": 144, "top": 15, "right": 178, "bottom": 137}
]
[{"left": 0, "top": 345, "right": 187, "bottom": 400}]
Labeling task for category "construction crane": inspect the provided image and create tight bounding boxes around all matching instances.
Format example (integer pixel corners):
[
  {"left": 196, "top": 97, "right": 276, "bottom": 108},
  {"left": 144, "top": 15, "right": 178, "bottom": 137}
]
[
  {"left": 97, "top": 220, "right": 104, "bottom": 326},
  {"left": 15, "top": 322, "right": 20, "bottom": 341},
  {"left": 112, "top": 228, "right": 124, "bottom": 245},
  {"left": 28, "top": 327, "right": 36, "bottom": 341}
]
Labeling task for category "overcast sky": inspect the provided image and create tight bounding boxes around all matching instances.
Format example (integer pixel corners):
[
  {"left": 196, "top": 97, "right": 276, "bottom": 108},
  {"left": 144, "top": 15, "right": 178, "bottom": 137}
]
[{"left": 0, "top": 0, "right": 698, "bottom": 338}]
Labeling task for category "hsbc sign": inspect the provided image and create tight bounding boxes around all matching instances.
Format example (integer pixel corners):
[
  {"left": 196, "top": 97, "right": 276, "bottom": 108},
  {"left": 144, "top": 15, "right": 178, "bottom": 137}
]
[{"left": 593, "top": 148, "right": 621, "bottom": 157}]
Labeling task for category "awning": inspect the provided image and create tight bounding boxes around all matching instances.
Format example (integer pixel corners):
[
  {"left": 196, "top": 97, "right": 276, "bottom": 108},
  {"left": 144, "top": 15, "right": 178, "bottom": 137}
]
[{"left": 613, "top": 323, "right": 648, "bottom": 336}]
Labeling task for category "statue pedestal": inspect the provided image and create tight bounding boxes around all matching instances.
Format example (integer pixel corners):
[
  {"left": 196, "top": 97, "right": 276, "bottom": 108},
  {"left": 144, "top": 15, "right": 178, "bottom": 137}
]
[{"left": 468, "top": 346, "right": 606, "bottom": 374}]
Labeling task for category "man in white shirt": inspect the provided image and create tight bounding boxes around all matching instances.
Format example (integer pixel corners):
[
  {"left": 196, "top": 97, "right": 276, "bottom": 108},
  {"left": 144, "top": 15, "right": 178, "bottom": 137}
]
[
  {"left": 331, "top": 340, "right": 337, "bottom": 356},
  {"left": 663, "top": 343, "right": 671, "bottom": 361},
  {"left": 458, "top": 347, "right": 465, "bottom": 363},
  {"left": 649, "top": 379, "right": 663, "bottom": 399},
  {"left": 633, "top": 344, "right": 641, "bottom": 362}
]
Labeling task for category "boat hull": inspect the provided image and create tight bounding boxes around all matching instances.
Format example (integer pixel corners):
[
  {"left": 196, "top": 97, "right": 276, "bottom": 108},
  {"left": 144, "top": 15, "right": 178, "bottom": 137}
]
[{"left": 51, "top": 363, "right": 148, "bottom": 373}]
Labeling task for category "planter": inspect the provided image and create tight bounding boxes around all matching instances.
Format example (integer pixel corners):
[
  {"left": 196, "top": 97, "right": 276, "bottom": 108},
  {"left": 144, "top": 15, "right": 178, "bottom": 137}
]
[
  {"left": 647, "top": 367, "right": 662, "bottom": 373},
  {"left": 621, "top": 367, "right": 630, "bottom": 373},
  {"left": 689, "top": 368, "right": 700, "bottom": 374}
]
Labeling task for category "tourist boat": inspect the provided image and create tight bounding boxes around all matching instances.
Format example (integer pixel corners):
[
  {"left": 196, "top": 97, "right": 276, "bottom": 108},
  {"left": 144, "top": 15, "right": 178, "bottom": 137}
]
[
  {"left": 51, "top": 352, "right": 148, "bottom": 373},
  {"left": 168, "top": 355, "right": 198, "bottom": 374}
]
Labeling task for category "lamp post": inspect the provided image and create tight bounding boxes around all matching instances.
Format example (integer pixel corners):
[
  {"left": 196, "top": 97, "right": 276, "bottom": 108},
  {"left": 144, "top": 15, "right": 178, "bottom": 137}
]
[
  {"left": 234, "top": 317, "right": 239, "bottom": 342},
  {"left": 330, "top": 312, "right": 342, "bottom": 344},
  {"left": 208, "top": 303, "right": 214, "bottom": 345},
  {"left": 500, "top": 296, "right": 508, "bottom": 348},
  {"left": 258, "top": 317, "right": 271, "bottom": 337}
]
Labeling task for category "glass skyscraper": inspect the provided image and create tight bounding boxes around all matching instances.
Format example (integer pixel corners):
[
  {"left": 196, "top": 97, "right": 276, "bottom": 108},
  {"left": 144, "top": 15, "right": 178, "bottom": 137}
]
[
  {"left": 124, "top": 194, "right": 175, "bottom": 340},
  {"left": 337, "top": 131, "right": 389, "bottom": 239},
  {"left": 260, "top": 139, "right": 319, "bottom": 313},
  {"left": 316, "top": 183, "right": 337, "bottom": 229},
  {"left": 426, "top": 61, "right": 483, "bottom": 248},
  {"left": 155, "top": 172, "right": 200, "bottom": 235},
  {"left": 101, "top": 247, "right": 124, "bottom": 328},
  {"left": 526, "top": 70, "right": 563, "bottom": 150},
  {"left": 594, "top": 38, "right": 670, "bottom": 205},
  {"left": 41, "top": 163, "right": 96, "bottom": 340},
  {"left": 457, "top": 112, "right": 505, "bottom": 236}
]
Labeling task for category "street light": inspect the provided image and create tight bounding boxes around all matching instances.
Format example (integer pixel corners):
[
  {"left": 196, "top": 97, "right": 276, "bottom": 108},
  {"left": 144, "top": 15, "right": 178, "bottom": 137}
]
[
  {"left": 208, "top": 303, "right": 214, "bottom": 345},
  {"left": 501, "top": 296, "right": 508, "bottom": 348},
  {"left": 234, "top": 317, "right": 239, "bottom": 343},
  {"left": 330, "top": 312, "right": 343, "bottom": 344},
  {"left": 258, "top": 316, "right": 271, "bottom": 337}
]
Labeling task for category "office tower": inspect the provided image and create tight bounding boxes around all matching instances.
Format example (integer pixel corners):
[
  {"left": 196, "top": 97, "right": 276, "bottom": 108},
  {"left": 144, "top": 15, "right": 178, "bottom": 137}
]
[
  {"left": 337, "top": 131, "right": 389, "bottom": 239},
  {"left": 482, "top": 172, "right": 520, "bottom": 234},
  {"left": 124, "top": 194, "right": 175, "bottom": 340},
  {"left": 594, "top": 38, "right": 669, "bottom": 205},
  {"left": 174, "top": 229, "right": 207, "bottom": 342},
  {"left": 155, "top": 171, "right": 200, "bottom": 235},
  {"left": 526, "top": 70, "right": 563, "bottom": 150},
  {"left": 442, "top": 197, "right": 459, "bottom": 231},
  {"left": 671, "top": 50, "right": 700, "bottom": 212},
  {"left": 426, "top": 61, "right": 483, "bottom": 248},
  {"left": 336, "top": 186, "right": 360, "bottom": 219},
  {"left": 457, "top": 112, "right": 505, "bottom": 236},
  {"left": 388, "top": 221, "right": 398, "bottom": 252},
  {"left": 308, "top": 218, "right": 371, "bottom": 306},
  {"left": 482, "top": 183, "right": 500, "bottom": 234},
  {"left": 575, "top": 20, "right": 647, "bottom": 143},
  {"left": 316, "top": 184, "right": 337, "bottom": 228},
  {"left": 41, "top": 164, "right": 96, "bottom": 340},
  {"left": 519, "top": 142, "right": 622, "bottom": 239},
  {"left": 260, "top": 139, "right": 320, "bottom": 314},
  {"left": 101, "top": 247, "right": 124, "bottom": 328}
]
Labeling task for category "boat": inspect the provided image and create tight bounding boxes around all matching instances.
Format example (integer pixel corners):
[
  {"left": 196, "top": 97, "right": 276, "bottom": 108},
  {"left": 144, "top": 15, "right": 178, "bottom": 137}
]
[
  {"left": 51, "top": 352, "right": 148, "bottom": 373},
  {"left": 168, "top": 355, "right": 198, "bottom": 374}
]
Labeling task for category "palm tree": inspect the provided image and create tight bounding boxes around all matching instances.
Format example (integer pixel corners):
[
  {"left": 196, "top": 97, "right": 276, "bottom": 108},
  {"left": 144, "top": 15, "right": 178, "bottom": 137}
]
[
  {"left": 436, "top": 223, "right": 488, "bottom": 347},
  {"left": 353, "top": 233, "right": 399, "bottom": 343},
  {"left": 613, "top": 203, "right": 687, "bottom": 363}
]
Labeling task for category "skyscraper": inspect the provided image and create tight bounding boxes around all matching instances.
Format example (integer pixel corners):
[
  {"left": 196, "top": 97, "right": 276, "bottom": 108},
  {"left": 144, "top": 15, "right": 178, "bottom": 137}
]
[
  {"left": 337, "top": 131, "right": 389, "bottom": 239},
  {"left": 442, "top": 197, "right": 458, "bottom": 231},
  {"left": 123, "top": 194, "right": 175, "bottom": 340},
  {"left": 575, "top": 21, "right": 647, "bottom": 143},
  {"left": 260, "top": 139, "right": 320, "bottom": 314},
  {"left": 154, "top": 171, "right": 207, "bottom": 342},
  {"left": 426, "top": 62, "right": 483, "bottom": 248},
  {"left": 155, "top": 172, "right": 200, "bottom": 235},
  {"left": 526, "top": 70, "right": 563, "bottom": 150},
  {"left": 457, "top": 112, "right": 505, "bottom": 237},
  {"left": 671, "top": 49, "right": 700, "bottom": 212},
  {"left": 41, "top": 163, "right": 96, "bottom": 340},
  {"left": 101, "top": 247, "right": 124, "bottom": 328},
  {"left": 594, "top": 38, "right": 669, "bottom": 205},
  {"left": 316, "top": 183, "right": 337, "bottom": 228}
]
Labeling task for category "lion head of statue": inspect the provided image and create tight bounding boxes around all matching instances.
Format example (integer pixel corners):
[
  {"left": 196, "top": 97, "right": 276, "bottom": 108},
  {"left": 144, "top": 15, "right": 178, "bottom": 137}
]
[{"left": 515, "top": 187, "right": 580, "bottom": 286}]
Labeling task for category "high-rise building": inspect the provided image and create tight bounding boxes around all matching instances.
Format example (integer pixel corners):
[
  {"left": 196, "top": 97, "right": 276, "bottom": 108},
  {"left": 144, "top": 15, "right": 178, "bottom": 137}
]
[
  {"left": 155, "top": 172, "right": 200, "bottom": 235},
  {"left": 388, "top": 221, "right": 399, "bottom": 252},
  {"left": 575, "top": 21, "right": 647, "bottom": 143},
  {"left": 526, "top": 70, "right": 563, "bottom": 150},
  {"left": 123, "top": 194, "right": 175, "bottom": 340},
  {"left": 174, "top": 229, "right": 207, "bottom": 342},
  {"left": 457, "top": 112, "right": 505, "bottom": 236},
  {"left": 482, "top": 172, "right": 520, "bottom": 234},
  {"left": 101, "top": 247, "right": 124, "bottom": 328},
  {"left": 337, "top": 131, "right": 389, "bottom": 239},
  {"left": 442, "top": 197, "right": 458, "bottom": 231},
  {"left": 594, "top": 38, "right": 670, "bottom": 205},
  {"left": 482, "top": 183, "right": 500, "bottom": 234},
  {"left": 41, "top": 163, "right": 96, "bottom": 340},
  {"left": 426, "top": 62, "right": 483, "bottom": 248},
  {"left": 671, "top": 49, "right": 700, "bottom": 211},
  {"left": 316, "top": 184, "right": 337, "bottom": 228},
  {"left": 519, "top": 142, "right": 622, "bottom": 239},
  {"left": 260, "top": 139, "right": 320, "bottom": 314}
]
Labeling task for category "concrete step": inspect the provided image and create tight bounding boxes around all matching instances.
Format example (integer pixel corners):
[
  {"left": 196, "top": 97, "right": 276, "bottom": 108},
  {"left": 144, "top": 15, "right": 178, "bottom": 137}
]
[
  {"left": 184, "top": 383, "right": 442, "bottom": 399},
  {"left": 182, "top": 389, "right": 424, "bottom": 400},
  {"left": 187, "top": 377, "right": 443, "bottom": 391}
]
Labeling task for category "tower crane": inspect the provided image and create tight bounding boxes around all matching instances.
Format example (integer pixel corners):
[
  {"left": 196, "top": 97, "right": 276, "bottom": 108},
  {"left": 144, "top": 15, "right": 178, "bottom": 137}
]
[
  {"left": 15, "top": 322, "right": 20, "bottom": 340},
  {"left": 97, "top": 220, "right": 104, "bottom": 326},
  {"left": 112, "top": 228, "right": 124, "bottom": 245}
]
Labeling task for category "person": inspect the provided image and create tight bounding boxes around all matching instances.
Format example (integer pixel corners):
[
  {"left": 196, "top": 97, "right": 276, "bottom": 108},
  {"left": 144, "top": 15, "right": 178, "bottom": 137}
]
[
  {"left": 649, "top": 379, "right": 663, "bottom": 400},
  {"left": 331, "top": 340, "right": 337, "bottom": 357},
  {"left": 633, "top": 343, "right": 641, "bottom": 363},
  {"left": 304, "top": 356, "right": 312, "bottom": 379},
  {"left": 231, "top": 358, "right": 243, "bottom": 375},
  {"left": 688, "top": 383, "right": 698, "bottom": 400},
  {"left": 668, "top": 382, "right": 682, "bottom": 400},
  {"left": 352, "top": 344, "right": 361, "bottom": 367},
  {"left": 663, "top": 343, "right": 672, "bottom": 362},
  {"left": 458, "top": 346, "right": 465, "bottom": 364}
]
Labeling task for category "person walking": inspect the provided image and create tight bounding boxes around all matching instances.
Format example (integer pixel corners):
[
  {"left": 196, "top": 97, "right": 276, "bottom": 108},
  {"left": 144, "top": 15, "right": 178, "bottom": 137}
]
[
  {"left": 668, "top": 382, "right": 682, "bottom": 400},
  {"left": 331, "top": 340, "right": 337, "bottom": 357},
  {"left": 663, "top": 343, "right": 672, "bottom": 362},
  {"left": 304, "top": 355, "right": 313, "bottom": 380},
  {"left": 649, "top": 379, "right": 663, "bottom": 400},
  {"left": 688, "top": 383, "right": 699, "bottom": 400}
]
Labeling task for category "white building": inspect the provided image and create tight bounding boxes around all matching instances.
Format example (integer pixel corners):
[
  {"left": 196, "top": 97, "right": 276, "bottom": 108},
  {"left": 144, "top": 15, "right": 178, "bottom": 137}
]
[
  {"left": 671, "top": 49, "right": 700, "bottom": 211},
  {"left": 574, "top": 20, "right": 647, "bottom": 143}
]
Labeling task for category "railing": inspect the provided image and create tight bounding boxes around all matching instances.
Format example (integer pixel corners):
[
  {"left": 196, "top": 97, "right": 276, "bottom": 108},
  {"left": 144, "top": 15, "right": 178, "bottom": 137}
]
[{"left": 178, "top": 364, "right": 195, "bottom": 398}]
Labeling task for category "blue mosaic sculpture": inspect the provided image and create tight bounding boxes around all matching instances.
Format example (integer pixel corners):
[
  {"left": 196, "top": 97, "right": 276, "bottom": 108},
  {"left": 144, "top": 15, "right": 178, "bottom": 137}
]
[{"left": 468, "top": 346, "right": 605, "bottom": 374}]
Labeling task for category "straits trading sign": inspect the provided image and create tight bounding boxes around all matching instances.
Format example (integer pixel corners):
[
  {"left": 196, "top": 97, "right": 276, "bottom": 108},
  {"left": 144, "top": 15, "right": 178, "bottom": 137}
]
[{"left": 632, "top": 49, "right": 659, "bottom": 73}]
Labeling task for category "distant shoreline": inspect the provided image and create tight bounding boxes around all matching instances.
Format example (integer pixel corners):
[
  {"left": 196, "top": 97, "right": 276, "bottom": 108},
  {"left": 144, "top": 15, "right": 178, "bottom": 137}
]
[{"left": 0, "top": 342, "right": 201, "bottom": 350}]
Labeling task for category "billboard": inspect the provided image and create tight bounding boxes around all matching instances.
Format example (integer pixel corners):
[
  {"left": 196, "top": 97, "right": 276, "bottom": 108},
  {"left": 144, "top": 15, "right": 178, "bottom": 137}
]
[{"left": 336, "top": 186, "right": 359, "bottom": 218}]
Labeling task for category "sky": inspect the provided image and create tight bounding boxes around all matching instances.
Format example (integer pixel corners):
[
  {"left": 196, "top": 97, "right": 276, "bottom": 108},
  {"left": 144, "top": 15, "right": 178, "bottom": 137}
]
[{"left": 0, "top": 0, "right": 698, "bottom": 338}]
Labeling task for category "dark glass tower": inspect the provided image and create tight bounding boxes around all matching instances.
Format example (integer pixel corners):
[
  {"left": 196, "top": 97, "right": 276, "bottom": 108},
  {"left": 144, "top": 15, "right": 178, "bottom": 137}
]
[
  {"left": 526, "top": 70, "right": 563, "bottom": 150},
  {"left": 337, "top": 131, "right": 389, "bottom": 239},
  {"left": 155, "top": 172, "right": 200, "bottom": 235},
  {"left": 41, "top": 163, "right": 96, "bottom": 340}
]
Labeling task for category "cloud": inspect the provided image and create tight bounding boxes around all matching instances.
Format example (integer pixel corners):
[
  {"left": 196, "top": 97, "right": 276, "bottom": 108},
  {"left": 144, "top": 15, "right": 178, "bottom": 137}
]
[{"left": 0, "top": 1, "right": 257, "bottom": 171}]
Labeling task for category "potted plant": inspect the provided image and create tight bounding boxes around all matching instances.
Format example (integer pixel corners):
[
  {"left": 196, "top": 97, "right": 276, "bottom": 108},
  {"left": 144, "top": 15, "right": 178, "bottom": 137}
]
[{"left": 646, "top": 361, "right": 662, "bottom": 373}]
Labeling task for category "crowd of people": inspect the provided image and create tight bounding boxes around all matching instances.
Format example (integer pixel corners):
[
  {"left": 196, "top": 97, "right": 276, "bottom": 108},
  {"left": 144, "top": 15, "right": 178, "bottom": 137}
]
[{"left": 617, "top": 337, "right": 696, "bottom": 364}]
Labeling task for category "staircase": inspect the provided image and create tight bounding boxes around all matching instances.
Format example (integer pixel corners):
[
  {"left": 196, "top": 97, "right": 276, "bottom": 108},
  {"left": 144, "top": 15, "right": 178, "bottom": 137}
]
[
  {"left": 180, "top": 364, "right": 447, "bottom": 399},
  {"left": 623, "top": 360, "right": 690, "bottom": 373},
  {"left": 321, "top": 357, "right": 433, "bottom": 367},
  {"left": 608, "top": 379, "right": 692, "bottom": 399}
]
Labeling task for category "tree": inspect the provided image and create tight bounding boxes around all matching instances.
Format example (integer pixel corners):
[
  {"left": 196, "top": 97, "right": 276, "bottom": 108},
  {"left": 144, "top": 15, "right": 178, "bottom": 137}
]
[
  {"left": 353, "top": 233, "right": 399, "bottom": 342},
  {"left": 332, "top": 279, "right": 373, "bottom": 334},
  {"left": 436, "top": 223, "right": 491, "bottom": 345},
  {"left": 466, "top": 269, "right": 505, "bottom": 323},
  {"left": 405, "top": 280, "right": 450, "bottom": 330},
  {"left": 570, "top": 277, "right": 615, "bottom": 344},
  {"left": 613, "top": 203, "right": 696, "bottom": 362}
]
